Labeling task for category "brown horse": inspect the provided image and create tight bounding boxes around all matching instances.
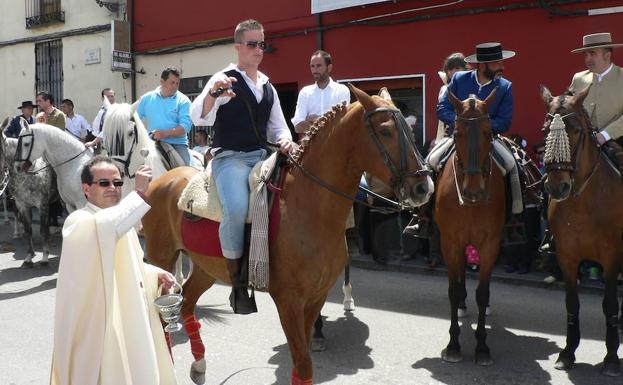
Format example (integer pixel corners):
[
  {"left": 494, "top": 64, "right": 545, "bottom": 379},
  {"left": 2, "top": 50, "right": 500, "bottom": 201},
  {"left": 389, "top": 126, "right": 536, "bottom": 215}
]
[
  {"left": 141, "top": 85, "right": 433, "bottom": 384},
  {"left": 540, "top": 85, "right": 622, "bottom": 376},
  {"left": 435, "top": 91, "right": 505, "bottom": 365}
]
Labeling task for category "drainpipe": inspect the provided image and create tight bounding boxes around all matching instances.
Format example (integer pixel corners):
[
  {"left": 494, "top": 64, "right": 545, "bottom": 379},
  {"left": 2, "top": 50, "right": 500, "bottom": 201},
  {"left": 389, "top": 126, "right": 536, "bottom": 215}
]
[
  {"left": 129, "top": 0, "right": 136, "bottom": 102},
  {"left": 316, "top": 13, "right": 323, "bottom": 50}
]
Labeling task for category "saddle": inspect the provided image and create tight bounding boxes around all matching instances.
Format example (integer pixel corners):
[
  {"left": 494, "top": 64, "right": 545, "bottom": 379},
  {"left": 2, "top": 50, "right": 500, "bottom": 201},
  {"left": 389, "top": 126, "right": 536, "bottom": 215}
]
[
  {"left": 155, "top": 141, "right": 185, "bottom": 170},
  {"left": 177, "top": 152, "right": 283, "bottom": 222}
]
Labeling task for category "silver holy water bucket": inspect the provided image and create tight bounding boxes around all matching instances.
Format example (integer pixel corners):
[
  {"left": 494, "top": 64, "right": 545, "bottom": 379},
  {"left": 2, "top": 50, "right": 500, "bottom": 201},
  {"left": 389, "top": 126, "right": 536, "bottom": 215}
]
[{"left": 154, "top": 281, "right": 183, "bottom": 332}]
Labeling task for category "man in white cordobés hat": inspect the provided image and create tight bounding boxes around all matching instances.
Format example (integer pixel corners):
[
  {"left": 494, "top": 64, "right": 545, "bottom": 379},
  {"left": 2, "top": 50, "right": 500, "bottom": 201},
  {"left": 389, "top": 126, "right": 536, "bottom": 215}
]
[{"left": 569, "top": 32, "right": 623, "bottom": 173}]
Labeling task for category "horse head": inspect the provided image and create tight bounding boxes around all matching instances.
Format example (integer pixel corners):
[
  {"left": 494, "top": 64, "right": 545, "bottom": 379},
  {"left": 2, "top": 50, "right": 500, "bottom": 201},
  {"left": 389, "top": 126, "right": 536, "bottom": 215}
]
[
  {"left": 539, "top": 85, "right": 592, "bottom": 201},
  {"left": 0, "top": 118, "right": 9, "bottom": 190},
  {"left": 101, "top": 103, "right": 152, "bottom": 179},
  {"left": 349, "top": 85, "right": 433, "bottom": 208},
  {"left": 448, "top": 90, "right": 497, "bottom": 203},
  {"left": 14, "top": 119, "right": 45, "bottom": 172}
]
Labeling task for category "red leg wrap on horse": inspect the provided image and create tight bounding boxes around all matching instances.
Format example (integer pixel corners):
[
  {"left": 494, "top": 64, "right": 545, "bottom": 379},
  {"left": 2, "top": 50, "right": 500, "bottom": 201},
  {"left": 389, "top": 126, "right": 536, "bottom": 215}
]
[
  {"left": 291, "top": 369, "right": 313, "bottom": 385},
  {"left": 183, "top": 315, "right": 205, "bottom": 361}
]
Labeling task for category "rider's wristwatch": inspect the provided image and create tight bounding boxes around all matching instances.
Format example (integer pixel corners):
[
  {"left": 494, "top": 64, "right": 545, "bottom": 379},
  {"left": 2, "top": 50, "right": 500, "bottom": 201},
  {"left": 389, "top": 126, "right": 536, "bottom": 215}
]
[{"left": 209, "top": 87, "right": 226, "bottom": 98}]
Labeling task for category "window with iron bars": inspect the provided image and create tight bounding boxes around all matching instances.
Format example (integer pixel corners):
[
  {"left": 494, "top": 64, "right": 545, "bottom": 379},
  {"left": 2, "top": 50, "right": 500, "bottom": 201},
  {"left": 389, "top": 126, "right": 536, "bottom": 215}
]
[
  {"left": 25, "top": 0, "right": 65, "bottom": 29},
  {"left": 35, "top": 40, "right": 64, "bottom": 107}
]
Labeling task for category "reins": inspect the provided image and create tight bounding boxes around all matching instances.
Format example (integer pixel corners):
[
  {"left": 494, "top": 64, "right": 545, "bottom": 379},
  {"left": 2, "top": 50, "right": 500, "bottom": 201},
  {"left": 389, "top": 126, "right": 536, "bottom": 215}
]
[{"left": 239, "top": 93, "right": 429, "bottom": 214}]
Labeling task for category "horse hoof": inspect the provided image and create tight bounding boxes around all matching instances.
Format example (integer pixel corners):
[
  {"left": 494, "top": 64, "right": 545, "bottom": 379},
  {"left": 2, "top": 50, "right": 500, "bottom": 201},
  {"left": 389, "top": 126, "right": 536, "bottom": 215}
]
[
  {"left": 39, "top": 261, "right": 49, "bottom": 267},
  {"left": 602, "top": 360, "right": 621, "bottom": 377},
  {"left": 22, "top": 261, "right": 34, "bottom": 268},
  {"left": 475, "top": 351, "right": 494, "bottom": 366},
  {"left": 441, "top": 348, "right": 463, "bottom": 363},
  {"left": 457, "top": 307, "right": 468, "bottom": 318},
  {"left": 554, "top": 354, "right": 574, "bottom": 371},
  {"left": 310, "top": 337, "right": 327, "bottom": 352},
  {"left": 190, "top": 359, "right": 206, "bottom": 384},
  {"left": 343, "top": 298, "right": 355, "bottom": 312}
]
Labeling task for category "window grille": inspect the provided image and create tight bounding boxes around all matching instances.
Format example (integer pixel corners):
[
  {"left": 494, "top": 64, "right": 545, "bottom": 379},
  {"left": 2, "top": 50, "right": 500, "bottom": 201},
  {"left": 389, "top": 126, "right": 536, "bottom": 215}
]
[
  {"left": 25, "top": 0, "right": 64, "bottom": 29},
  {"left": 35, "top": 40, "right": 64, "bottom": 106}
]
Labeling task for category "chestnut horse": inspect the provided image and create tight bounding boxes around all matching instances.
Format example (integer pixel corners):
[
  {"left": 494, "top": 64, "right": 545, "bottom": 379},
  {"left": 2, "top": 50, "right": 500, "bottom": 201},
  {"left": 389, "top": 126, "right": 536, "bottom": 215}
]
[
  {"left": 141, "top": 85, "right": 434, "bottom": 384},
  {"left": 435, "top": 91, "right": 505, "bottom": 365},
  {"left": 540, "top": 85, "right": 622, "bottom": 376}
]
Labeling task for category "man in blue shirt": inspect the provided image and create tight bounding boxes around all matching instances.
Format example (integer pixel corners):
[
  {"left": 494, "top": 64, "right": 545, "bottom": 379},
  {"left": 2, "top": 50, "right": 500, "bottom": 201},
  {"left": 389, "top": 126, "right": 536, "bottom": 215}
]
[
  {"left": 137, "top": 66, "right": 192, "bottom": 165},
  {"left": 6, "top": 101, "right": 35, "bottom": 138}
]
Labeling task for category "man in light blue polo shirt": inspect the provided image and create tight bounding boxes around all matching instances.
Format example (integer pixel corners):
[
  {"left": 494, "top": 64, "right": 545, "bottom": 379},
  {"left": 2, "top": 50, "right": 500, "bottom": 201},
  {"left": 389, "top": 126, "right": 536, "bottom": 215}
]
[{"left": 137, "top": 66, "right": 192, "bottom": 165}]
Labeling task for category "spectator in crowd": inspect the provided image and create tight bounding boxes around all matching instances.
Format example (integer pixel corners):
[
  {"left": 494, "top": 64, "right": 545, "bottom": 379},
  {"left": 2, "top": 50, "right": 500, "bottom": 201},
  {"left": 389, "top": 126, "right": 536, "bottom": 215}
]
[
  {"left": 61, "top": 99, "right": 92, "bottom": 142},
  {"left": 35, "top": 91, "right": 65, "bottom": 129},
  {"left": 137, "top": 67, "right": 193, "bottom": 166},
  {"left": 192, "top": 130, "right": 210, "bottom": 155},
  {"left": 436, "top": 53, "right": 469, "bottom": 140},
  {"left": 291, "top": 50, "right": 350, "bottom": 140},
  {"left": 5, "top": 101, "right": 35, "bottom": 138},
  {"left": 86, "top": 88, "right": 116, "bottom": 149}
]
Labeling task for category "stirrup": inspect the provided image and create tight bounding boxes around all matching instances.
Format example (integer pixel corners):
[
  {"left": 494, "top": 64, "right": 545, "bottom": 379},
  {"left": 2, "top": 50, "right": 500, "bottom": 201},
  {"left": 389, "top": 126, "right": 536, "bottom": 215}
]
[
  {"left": 501, "top": 221, "right": 527, "bottom": 246},
  {"left": 403, "top": 216, "right": 432, "bottom": 239}
]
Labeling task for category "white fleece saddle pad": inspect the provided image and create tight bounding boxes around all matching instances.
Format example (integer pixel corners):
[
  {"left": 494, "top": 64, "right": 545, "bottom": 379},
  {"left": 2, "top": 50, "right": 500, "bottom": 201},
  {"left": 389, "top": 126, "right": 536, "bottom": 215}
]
[{"left": 177, "top": 152, "right": 277, "bottom": 223}]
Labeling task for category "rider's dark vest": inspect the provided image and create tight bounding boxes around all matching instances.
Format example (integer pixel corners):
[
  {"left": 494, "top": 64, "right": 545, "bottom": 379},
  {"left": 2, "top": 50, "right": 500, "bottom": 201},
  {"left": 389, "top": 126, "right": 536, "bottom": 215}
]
[{"left": 212, "top": 69, "right": 274, "bottom": 152}]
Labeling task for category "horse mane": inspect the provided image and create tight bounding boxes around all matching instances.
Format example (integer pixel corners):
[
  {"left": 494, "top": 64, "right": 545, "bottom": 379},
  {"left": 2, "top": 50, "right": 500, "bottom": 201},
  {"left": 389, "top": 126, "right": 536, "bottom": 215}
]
[
  {"left": 291, "top": 102, "right": 349, "bottom": 163},
  {"left": 31, "top": 123, "right": 85, "bottom": 152},
  {"left": 102, "top": 103, "right": 153, "bottom": 155}
]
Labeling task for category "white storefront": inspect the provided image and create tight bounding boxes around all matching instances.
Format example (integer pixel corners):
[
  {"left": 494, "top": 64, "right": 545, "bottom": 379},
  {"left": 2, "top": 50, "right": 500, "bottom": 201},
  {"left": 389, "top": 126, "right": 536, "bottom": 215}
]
[{"left": 0, "top": 0, "right": 130, "bottom": 124}]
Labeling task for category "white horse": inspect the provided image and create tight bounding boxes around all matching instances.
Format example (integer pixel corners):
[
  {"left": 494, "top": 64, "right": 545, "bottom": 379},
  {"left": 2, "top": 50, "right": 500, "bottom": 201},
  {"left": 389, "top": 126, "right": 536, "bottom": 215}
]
[
  {"left": 1, "top": 119, "right": 59, "bottom": 266},
  {"left": 13, "top": 121, "right": 91, "bottom": 212},
  {"left": 101, "top": 103, "right": 204, "bottom": 190}
]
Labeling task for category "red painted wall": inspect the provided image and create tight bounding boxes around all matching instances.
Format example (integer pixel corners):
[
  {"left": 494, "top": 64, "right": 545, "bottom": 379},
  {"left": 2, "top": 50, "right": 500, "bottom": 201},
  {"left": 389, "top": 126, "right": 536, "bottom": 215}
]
[{"left": 133, "top": 0, "right": 623, "bottom": 149}]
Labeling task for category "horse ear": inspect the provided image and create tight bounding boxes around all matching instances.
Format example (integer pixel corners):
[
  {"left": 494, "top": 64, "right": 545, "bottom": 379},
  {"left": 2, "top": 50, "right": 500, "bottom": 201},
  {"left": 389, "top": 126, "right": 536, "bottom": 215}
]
[
  {"left": 0, "top": 117, "right": 9, "bottom": 132},
  {"left": 481, "top": 87, "right": 498, "bottom": 112},
  {"left": 348, "top": 83, "right": 375, "bottom": 110},
  {"left": 539, "top": 85, "right": 553, "bottom": 106},
  {"left": 19, "top": 117, "right": 29, "bottom": 132},
  {"left": 447, "top": 91, "right": 463, "bottom": 114},
  {"left": 574, "top": 84, "right": 591, "bottom": 107},
  {"left": 378, "top": 87, "right": 392, "bottom": 102},
  {"left": 131, "top": 100, "right": 139, "bottom": 114}
]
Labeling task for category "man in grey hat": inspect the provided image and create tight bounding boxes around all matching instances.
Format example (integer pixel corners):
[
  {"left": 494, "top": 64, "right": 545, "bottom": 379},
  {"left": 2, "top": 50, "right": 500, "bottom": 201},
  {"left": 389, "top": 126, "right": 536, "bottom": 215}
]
[
  {"left": 569, "top": 32, "right": 623, "bottom": 172},
  {"left": 6, "top": 101, "right": 35, "bottom": 138}
]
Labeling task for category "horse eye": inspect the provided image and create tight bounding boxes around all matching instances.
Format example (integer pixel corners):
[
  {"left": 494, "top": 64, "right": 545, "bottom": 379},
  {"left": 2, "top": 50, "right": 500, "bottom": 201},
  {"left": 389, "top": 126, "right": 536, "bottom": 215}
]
[
  {"left": 379, "top": 128, "right": 392, "bottom": 137},
  {"left": 128, "top": 130, "right": 134, "bottom": 137},
  {"left": 24, "top": 143, "right": 30, "bottom": 147}
]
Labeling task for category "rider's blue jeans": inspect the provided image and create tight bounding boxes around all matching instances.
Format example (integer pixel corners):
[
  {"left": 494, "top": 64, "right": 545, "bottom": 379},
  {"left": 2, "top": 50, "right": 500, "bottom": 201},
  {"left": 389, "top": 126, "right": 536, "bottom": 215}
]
[
  {"left": 211, "top": 149, "right": 266, "bottom": 259},
  {"left": 170, "top": 143, "right": 191, "bottom": 166}
]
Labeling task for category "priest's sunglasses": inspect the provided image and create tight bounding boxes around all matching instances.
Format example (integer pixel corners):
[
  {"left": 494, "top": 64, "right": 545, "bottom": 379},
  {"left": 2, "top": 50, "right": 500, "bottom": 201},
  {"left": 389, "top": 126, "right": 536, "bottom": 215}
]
[
  {"left": 92, "top": 179, "right": 124, "bottom": 188},
  {"left": 241, "top": 40, "right": 267, "bottom": 50}
]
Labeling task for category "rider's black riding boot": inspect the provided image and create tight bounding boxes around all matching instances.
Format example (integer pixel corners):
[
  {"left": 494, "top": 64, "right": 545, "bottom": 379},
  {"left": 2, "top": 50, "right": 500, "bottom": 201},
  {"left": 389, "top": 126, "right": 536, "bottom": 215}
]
[
  {"left": 403, "top": 202, "right": 433, "bottom": 239},
  {"left": 604, "top": 140, "right": 623, "bottom": 177},
  {"left": 225, "top": 257, "right": 257, "bottom": 315},
  {"left": 504, "top": 214, "right": 527, "bottom": 245}
]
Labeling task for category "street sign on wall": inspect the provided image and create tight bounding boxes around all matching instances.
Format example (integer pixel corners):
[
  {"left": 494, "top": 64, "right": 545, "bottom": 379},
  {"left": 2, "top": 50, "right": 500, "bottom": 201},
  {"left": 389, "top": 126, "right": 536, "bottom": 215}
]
[
  {"left": 111, "top": 20, "right": 131, "bottom": 71},
  {"left": 311, "top": 0, "right": 390, "bottom": 13}
]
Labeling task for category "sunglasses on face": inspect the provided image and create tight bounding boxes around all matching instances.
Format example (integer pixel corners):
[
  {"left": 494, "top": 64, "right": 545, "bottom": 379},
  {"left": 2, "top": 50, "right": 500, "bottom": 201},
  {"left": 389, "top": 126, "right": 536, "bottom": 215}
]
[
  {"left": 241, "top": 40, "right": 267, "bottom": 50},
  {"left": 92, "top": 179, "right": 124, "bottom": 187}
]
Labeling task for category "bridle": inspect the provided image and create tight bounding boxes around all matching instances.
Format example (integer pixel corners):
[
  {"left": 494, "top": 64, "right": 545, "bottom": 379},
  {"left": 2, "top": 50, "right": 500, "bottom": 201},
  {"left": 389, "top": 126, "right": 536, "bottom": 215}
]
[
  {"left": 106, "top": 116, "right": 139, "bottom": 179},
  {"left": 240, "top": 93, "right": 430, "bottom": 212},
  {"left": 452, "top": 109, "right": 493, "bottom": 205},
  {"left": 544, "top": 110, "right": 600, "bottom": 197},
  {"left": 14, "top": 128, "right": 89, "bottom": 174}
]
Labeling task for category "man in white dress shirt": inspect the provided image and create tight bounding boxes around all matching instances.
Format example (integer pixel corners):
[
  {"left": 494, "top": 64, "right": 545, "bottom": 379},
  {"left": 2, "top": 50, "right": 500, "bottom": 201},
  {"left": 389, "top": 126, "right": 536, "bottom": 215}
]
[
  {"left": 61, "top": 99, "right": 91, "bottom": 141},
  {"left": 291, "top": 50, "right": 350, "bottom": 139}
]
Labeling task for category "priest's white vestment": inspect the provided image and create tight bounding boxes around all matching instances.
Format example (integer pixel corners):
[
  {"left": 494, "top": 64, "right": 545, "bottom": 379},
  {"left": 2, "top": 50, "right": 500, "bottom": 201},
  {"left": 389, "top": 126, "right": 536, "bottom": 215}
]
[{"left": 50, "top": 192, "right": 177, "bottom": 385}]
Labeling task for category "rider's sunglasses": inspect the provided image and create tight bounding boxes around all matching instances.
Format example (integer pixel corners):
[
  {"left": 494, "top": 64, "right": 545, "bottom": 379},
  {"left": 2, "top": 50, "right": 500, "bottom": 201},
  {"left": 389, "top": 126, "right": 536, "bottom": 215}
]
[
  {"left": 241, "top": 40, "right": 267, "bottom": 50},
  {"left": 92, "top": 179, "right": 124, "bottom": 188}
]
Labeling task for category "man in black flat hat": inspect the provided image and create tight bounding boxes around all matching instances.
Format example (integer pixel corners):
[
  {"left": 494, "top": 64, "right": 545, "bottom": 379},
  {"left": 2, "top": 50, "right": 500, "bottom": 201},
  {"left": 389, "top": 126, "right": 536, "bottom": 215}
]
[
  {"left": 6, "top": 101, "right": 35, "bottom": 138},
  {"left": 407, "top": 42, "right": 524, "bottom": 242}
]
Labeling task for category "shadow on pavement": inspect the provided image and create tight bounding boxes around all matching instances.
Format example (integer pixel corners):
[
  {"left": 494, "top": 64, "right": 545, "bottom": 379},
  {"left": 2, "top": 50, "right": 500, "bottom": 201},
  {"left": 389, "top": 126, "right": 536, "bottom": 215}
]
[{"left": 269, "top": 311, "right": 373, "bottom": 385}]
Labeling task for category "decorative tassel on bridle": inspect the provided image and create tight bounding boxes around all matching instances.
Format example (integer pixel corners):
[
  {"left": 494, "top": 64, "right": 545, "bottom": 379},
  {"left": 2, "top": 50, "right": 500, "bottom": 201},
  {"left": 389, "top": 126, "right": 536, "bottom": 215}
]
[{"left": 544, "top": 113, "right": 572, "bottom": 165}]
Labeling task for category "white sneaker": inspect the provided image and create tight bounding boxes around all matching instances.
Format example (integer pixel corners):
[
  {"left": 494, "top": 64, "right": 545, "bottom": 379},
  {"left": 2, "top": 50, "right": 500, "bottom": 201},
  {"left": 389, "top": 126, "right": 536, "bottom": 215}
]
[{"left": 543, "top": 275, "right": 557, "bottom": 284}]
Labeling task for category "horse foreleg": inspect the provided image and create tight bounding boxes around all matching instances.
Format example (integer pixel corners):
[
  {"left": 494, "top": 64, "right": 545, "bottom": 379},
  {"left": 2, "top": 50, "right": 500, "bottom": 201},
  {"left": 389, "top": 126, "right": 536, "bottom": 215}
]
[
  {"left": 555, "top": 260, "right": 580, "bottom": 371},
  {"left": 276, "top": 299, "right": 313, "bottom": 384},
  {"left": 19, "top": 205, "right": 35, "bottom": 267},
  {"left": 180, "top": 267, "right": 216, "bottom": 383},
  {"left": 342, "top": 263, "right": 355, "bottom": 311},
  {"left": 310, "top": 315, "right": 326, "bottom": 352},
  {"left": 441, "top": 242, "right": 465, "bottom": 363},
  {"left": 39, "top": 202, "right": 50, "bottom": 266},
  {"left": 601, "top": 265, "right": 621, "bottom": 376},
  {"left": 473, "top": 241, "right": 498, "bottom": 366}
]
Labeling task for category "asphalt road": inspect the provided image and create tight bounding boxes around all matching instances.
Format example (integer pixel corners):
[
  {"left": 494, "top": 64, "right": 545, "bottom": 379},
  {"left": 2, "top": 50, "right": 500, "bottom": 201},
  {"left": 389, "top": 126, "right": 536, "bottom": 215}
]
[{"left": 1, "top": 218, "right": 622, "bottom": 385}]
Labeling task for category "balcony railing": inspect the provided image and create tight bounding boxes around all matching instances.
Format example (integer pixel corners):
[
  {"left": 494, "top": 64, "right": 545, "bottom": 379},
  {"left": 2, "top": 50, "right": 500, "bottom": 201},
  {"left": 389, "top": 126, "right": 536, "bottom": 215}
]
[{"left": 25, "top": 0, "right": 65, "bottom": 29}]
